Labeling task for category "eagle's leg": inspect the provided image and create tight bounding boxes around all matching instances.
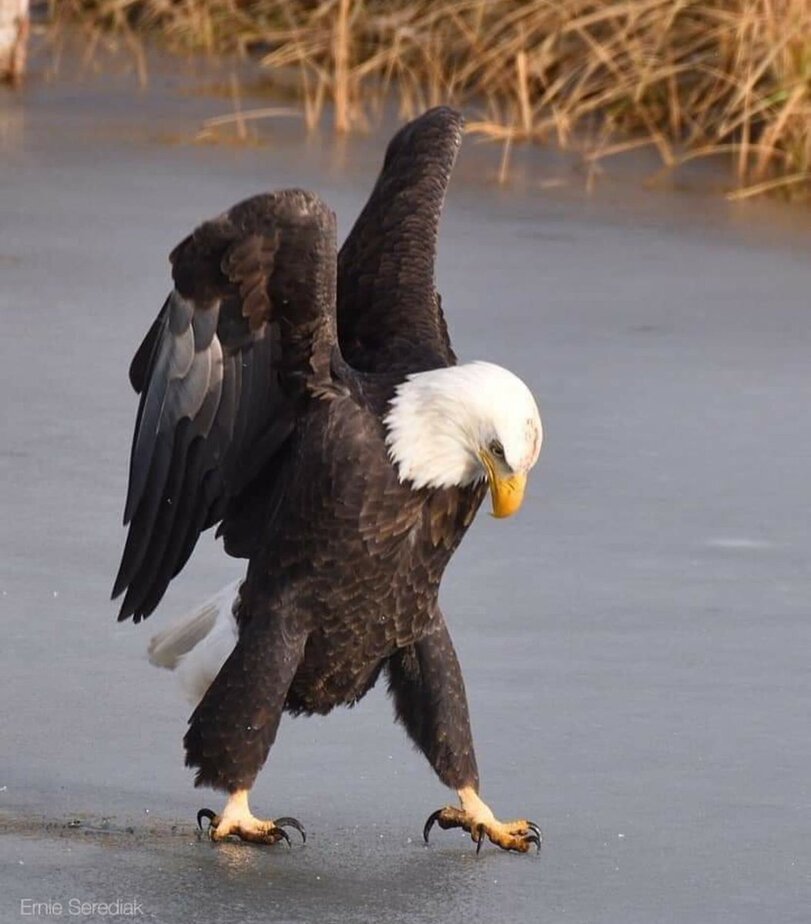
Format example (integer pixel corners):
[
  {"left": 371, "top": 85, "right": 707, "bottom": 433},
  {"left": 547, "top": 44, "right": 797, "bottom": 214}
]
[
  {"left": 196, "top": 790, "right": 305, "bottom": 845},
  {"left": 184, "top": 617, "right": 308, "bottom": 847},
  {"left": 386, "top": 613, "right": 541, "bottom": 854}
]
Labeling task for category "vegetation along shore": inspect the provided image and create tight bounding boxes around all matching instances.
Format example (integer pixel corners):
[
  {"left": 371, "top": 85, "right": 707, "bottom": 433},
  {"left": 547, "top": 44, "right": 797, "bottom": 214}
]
[{"left": 57, "top": 1, "right": 811, "bottom": 199}]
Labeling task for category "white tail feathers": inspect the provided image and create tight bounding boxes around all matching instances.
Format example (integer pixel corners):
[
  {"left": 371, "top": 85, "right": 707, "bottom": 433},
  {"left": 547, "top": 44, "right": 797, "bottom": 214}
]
[
  {"left": 147, "top": 580, "right": 240, "bottom": 707},
  {"left": 147, "top": 604, "right": 220, "bottom": 670}
]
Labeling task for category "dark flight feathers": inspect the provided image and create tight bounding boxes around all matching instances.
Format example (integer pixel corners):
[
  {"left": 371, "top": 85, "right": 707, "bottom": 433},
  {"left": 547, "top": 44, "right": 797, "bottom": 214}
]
[
  {"left": 338, "top": 106, "right": 461, "bottom": 373},
  {"left": 114, "top": 107, "right": 462, "bottom": 622}
]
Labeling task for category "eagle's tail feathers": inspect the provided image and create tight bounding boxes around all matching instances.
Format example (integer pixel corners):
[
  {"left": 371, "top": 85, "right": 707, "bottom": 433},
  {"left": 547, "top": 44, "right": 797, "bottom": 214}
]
[
  {"left": 148, "top": 604, "right": 219, "bottom": 670},
  {"left": 147, "top": 580, "right": 241, "bottom": 706}
]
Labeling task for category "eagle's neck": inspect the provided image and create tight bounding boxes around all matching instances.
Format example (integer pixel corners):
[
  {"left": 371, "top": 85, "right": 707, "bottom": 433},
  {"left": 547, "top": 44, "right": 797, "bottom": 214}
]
[{"left": 383, "top": 365, "right": 488, "bottom": 491}]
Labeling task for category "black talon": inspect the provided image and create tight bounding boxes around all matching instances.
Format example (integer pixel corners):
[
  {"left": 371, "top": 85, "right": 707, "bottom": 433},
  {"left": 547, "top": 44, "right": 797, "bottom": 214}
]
[
  {"left": 526, "top": 832, "right": 541, "bottom": 851},
  {"left": 196, "top": 808, "right": 217, "bottom": 832},
  {"left": 275, "top": 816, "right": 307, "bottom": 844},
  {"left": 475, "top": 824, "right": 487, "bottom": 855},
  {"left": 526, "top": 821, "right": 543, "bottom": 844},
  {"left": 275, "top": 826, "right": 291, "bottom": 847},
  {"left": 423, "top": 809, "right": 443, "bottom": 844}
]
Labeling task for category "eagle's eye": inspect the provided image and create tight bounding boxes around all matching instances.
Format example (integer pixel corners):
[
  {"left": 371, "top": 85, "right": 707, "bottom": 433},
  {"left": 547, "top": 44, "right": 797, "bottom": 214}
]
[{"left": 489, "top": 440, "right": 505, "bottom": 460}]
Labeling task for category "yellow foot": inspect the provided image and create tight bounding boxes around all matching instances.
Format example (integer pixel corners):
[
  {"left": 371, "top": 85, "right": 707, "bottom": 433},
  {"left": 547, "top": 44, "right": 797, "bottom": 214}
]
[
  {"left": 423, "top": 788, "right": 541, "bottom": 854},
  {"left": 197, "top": 808, "right": 305, "bottom": 845},
  {"left": 196, "top": 790, "right": 305, "bottom": 846}
]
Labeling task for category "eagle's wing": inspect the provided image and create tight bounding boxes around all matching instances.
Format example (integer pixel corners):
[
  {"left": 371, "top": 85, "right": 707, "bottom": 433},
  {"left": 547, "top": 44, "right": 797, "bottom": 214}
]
[
  {"left": 113, "top": 190, "right": 336, "bottom": 623},
  {"left": 337, "top": 106, "right": 463, "bottom": 374}
]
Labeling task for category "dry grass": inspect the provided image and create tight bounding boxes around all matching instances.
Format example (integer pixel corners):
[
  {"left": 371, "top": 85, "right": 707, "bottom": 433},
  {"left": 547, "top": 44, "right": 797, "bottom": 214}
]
[{"left": 55, "top": 0, "right": 811, "bottom": 198}]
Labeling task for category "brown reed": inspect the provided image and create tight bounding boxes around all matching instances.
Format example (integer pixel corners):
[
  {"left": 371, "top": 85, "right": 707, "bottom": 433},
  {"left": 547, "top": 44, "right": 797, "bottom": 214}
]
[{"left": 56, "top": 0, "right": 811, "bottom": 198}]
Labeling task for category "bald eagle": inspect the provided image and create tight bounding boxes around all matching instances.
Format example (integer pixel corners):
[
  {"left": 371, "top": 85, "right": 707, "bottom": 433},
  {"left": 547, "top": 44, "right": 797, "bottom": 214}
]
[{"left": 114, "top": 107, "right": 543, "bottom": 853}]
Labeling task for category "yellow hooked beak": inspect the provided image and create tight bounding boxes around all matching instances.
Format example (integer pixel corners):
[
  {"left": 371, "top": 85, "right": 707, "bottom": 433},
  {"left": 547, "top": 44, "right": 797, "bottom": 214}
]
[{"left": 479, "top": 450, "right": 527, "bottom": 518}]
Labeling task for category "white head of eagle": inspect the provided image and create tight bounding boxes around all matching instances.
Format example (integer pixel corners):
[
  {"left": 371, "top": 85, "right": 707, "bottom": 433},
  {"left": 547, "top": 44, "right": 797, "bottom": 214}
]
[{"left": 384, "top": 361, "right": 542, "bottom": 517}]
